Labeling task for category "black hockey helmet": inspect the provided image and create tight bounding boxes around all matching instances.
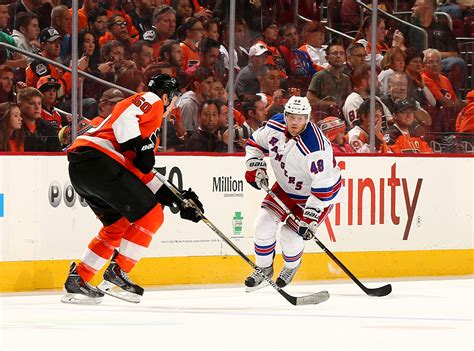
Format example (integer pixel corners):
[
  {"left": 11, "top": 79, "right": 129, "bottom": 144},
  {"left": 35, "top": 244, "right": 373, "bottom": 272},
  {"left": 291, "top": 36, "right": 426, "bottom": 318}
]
[{"left": 147, "top": 74, "right": 180, "bottom": 100}]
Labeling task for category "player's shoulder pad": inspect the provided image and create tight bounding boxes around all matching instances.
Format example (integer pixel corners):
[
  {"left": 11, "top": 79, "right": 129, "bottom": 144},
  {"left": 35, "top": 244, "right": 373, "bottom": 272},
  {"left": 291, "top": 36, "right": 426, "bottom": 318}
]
[
  {"left": 297, "top": 121, "right": 328, "bottom": 154},
  {"left": 265, "top": 113, "right": 286, "bottom": 133}
]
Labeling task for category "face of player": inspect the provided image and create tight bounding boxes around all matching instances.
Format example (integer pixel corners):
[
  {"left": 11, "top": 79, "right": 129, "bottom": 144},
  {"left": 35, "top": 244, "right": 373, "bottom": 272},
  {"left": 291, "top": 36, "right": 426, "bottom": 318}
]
[
  {"left": 23, "top": 18, "right": 40, "bottom": 41},
  {"left": 389, "top": 77, "right": 408, "bottom": 101},
  {"left": 395, "top": 108, "right": 415, "bottom": 129},
  {"left": 9, "top": 106, "right": 22, "bottom": 130},
  {"left": 206, "top": 23, "right": 219, "bottom": 42},
  {"left": 0, "top": 5, "right": 10, "bottom": 29},
  {"left": 0, "top": 71, "right": 13, "bottom": 92},
  {"left": 156, "top": 12, "right": 176, "bottom": 39},
  {"left": 82, "top": 33, "right": 95, "bottom": 57},
  {"left": 285, "top": 113, "right": 308, "bottom": 136},
  {"left": 42, "top": 88, "right": 58, "bottom": 106},
  {"left": 20, "top": 96, "right": 42, "bottom": 121},
  {"left": 43, "top": 38, "right": 61, "bottom": 58},
  {"left": 199, "top": 103, "right": 219, "bottom": 133}
]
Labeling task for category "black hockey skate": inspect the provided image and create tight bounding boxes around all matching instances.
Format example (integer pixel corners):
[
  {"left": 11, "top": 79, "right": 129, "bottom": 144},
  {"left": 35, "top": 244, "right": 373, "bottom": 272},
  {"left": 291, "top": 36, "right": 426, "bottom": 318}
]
[
  {"left": 61, "top": 262, "right": 104, "bottom": 305},
  {"left": 97, "top": 252, "right": 144, "bottom": 303},
  {"left": 244, "top": 265, "right": 273, "bottom": 292},
  {"left": 276, "top": 264, "right": 300, "bottom": 288}
]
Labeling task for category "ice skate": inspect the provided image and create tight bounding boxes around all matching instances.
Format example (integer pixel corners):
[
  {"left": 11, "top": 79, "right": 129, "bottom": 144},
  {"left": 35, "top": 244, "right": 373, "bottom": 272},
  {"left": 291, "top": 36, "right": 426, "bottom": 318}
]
[
  {"left": 244, "top": 265, "right": 273, "bottom": 292},
  {"left": 276, "top": 264, "right": 301, "bottom": 288},
  {"left": 97, "top": 253, "right": 144, "bottom": 303},
  {"left": 61, "top": 262, "right": 104, "bottom": 305}
]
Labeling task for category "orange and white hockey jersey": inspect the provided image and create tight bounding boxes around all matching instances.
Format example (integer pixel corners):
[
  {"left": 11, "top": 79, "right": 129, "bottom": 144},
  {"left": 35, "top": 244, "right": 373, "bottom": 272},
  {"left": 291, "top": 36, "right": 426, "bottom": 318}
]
[{"left": 69, "top": 91, "right": 164, "bottom": 187}]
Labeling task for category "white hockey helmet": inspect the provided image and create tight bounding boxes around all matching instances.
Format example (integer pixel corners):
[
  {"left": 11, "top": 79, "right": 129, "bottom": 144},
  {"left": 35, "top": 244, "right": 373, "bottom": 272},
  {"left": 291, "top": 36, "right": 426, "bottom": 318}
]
[{"left": 284, "top": 96, "right": 311, "bottom": 119}]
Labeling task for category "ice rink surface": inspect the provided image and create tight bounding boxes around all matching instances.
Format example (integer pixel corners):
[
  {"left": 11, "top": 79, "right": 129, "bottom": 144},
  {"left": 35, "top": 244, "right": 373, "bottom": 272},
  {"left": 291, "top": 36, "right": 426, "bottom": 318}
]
[{"left": 0, "top": 277, "right": 472, "bottom": 351}]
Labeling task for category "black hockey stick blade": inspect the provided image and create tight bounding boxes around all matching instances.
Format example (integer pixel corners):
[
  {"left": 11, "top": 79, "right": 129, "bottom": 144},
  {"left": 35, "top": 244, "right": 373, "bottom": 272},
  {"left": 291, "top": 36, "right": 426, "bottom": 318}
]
[{"left": 364, "top": 284, "right": 392, "bottom": 297}]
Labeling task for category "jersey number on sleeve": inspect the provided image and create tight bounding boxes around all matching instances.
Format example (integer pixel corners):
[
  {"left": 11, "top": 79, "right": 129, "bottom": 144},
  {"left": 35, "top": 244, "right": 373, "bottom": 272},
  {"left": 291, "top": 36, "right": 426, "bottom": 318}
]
[
  {"left": 132, "top": 96, "right": 152, "bottom": 113},
  {"left": 310, "top": 159, "right": 324, "bottom": 174}
]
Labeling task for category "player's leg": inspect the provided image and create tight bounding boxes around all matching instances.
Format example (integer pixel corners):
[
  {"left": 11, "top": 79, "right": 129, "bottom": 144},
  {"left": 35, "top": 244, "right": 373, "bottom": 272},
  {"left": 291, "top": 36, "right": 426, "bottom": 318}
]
[
  {"left": 244, "top": 208, "right": 280, "bottom": 288},
  {"left": 277, "top": 223, "right": 304, "bottom": 287}
]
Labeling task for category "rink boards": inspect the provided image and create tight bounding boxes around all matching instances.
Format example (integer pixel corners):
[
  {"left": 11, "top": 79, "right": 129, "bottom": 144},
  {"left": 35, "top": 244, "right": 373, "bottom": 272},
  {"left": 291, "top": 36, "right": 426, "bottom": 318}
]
[{"left": 0, "top": 154, "right": 472, "bottom": 291}]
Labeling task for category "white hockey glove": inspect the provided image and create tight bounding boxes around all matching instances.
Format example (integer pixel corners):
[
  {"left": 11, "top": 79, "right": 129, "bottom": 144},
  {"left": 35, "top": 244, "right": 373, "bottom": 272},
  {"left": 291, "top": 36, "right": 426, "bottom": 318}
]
[
  {"left": 245, "top": 158, "right": 269, "bottom": 190},
  {"left": 297, "top": 207, "right": 323, "bottom": 240}
]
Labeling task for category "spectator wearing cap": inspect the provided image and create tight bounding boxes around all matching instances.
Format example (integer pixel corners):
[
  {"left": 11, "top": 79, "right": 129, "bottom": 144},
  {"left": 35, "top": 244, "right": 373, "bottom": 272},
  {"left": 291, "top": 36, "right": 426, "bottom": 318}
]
[
  {"left": 37, "top": 75, "right": 65, "bottom": 132},
  {"left": 90, "top": 88, "right": 125, "bottom": 126},
  {"left": 11, "top": 12, "right": 40, "bottom": 64},
  {"left": 347, "top": 99, "right": 389, "bottom": 153},
  {"left": 141, "top": 6, "right": 177, "bottom": 61},
  {"left": 255, "top": 20, "right": 287, "bottom": 78},
  {"left": 26, "top": 27, "right": 72, "bottom": 99},
  {"left": 381, "top": 72, "right": 431, "bottom": 137},
  {"left": 234, "top": 43, "right": 270, "bottom": 101},
  {"left": 177, "top": 67, "right": 215, "bottom": 135},
  {"left": 384, "top": 98, "right": 433, "bottom": 153},
  {"left": 317, "top": 116, "right": 355, "bottom": 153},
  {"left": 307, "top": 43, "right": 352, "bottom": 120},
  {"left": 17, "top": 87, "right": 61, "bottom": 152},
  {"left": 299, "top": 20, "right": 327, "bottom": 70}
]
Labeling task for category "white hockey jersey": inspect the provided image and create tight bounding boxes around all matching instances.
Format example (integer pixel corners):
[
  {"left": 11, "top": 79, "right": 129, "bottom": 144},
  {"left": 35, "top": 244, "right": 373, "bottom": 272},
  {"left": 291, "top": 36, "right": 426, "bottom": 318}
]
[{"left": 246, "top": 114, "right": 343, "bottom": 210}]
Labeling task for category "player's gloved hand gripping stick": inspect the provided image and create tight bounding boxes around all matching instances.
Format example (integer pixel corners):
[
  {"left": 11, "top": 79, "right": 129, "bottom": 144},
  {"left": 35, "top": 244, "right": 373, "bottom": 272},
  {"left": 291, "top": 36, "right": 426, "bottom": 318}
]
[
  {"left": 153, "top": 171, "right": 330, "bottom": 306},
  {"left": 260, "top": 182, "right": 392, "bottom": 297}
]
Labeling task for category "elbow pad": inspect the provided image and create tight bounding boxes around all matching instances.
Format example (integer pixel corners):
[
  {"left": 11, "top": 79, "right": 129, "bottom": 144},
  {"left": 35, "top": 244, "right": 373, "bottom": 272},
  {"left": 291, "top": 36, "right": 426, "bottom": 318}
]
[{"left": 120, "top": 136, "right": 156, "bottom": 174}]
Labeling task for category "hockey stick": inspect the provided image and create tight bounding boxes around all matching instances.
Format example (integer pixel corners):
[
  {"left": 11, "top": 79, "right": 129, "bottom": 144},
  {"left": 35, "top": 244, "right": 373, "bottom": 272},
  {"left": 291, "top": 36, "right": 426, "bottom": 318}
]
[
  {"left": 261, "top": 183, "right": 392, "bottom": 297},
  {"left": 154, "top": 171, "right": 329, "bottom": 306}
]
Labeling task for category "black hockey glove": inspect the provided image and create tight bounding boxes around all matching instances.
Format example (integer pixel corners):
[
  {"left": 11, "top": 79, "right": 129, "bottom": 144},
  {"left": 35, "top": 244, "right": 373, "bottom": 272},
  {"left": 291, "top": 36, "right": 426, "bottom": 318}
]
[
  {"left": 132, "top": 137, "right": 155, "bottom": 174},
  {"left": 178, "top": 189, "right": 204, "bottom": 223}
]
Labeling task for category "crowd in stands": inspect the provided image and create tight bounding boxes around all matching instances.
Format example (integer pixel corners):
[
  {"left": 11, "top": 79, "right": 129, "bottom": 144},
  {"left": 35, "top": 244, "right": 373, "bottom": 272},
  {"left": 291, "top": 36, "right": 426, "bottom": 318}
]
[{"left": 0, "top": 0, "right": 472, "bottom": 154}]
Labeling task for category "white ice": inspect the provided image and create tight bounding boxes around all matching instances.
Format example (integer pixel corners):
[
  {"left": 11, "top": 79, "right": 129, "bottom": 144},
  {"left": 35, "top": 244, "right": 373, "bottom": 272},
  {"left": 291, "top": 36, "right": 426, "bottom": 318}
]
[{"left": 0, "top": 277, "right": 472, "bottom": 351}]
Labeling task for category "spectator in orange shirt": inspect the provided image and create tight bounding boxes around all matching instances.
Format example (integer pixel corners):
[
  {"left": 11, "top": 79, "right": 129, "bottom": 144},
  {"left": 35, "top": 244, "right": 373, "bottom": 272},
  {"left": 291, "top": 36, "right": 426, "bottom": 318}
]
[
  {"left": 422, "top": 48, "right": 464, "bottom": 110},
  {"left": 99, "top": 14, "right": 137, "bottom": 47},
  {"left": 101, "top": 0, "right": 139, "bottom": 42},
  {"left": 70, "top": 0, "right": 99, "bottom": 33},
  {"left": 178, "top": 17, "right": 203, "bottom": 71},
  {"left": 455, "top": 90, "right": 474, "bottom": 133},
  {"left": 255, "top": 20, "right": 287, "bottom": 78},
  {"left": 185, "top": 37, "right": 220, "bottom": 78},
  {"left": 142, "top": 6, "right": 177, "bottom": 61},
  {"left": 384, "top": 99, "right": 433, "bottom": 153},
  {"left": 0, "top": 101, "right": 24, "bottom": 152}
]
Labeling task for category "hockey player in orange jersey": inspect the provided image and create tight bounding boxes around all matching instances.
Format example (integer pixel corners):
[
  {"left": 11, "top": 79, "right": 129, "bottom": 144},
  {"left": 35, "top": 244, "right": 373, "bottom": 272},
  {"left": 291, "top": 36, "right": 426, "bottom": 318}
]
[{"left": 61, "top": 74, "right": 204, "bottom": 305}]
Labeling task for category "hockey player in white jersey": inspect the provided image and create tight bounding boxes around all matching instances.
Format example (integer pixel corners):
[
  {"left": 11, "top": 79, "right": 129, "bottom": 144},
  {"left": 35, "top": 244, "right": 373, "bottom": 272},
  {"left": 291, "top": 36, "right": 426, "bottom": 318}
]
[{"left": 244, "top": 96, "right": 343, "bottom": 288}]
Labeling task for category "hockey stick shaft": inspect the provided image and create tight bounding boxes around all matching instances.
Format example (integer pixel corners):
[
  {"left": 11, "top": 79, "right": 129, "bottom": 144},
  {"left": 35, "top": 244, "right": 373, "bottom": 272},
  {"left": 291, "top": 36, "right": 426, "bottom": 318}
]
[
  {"left": 153, "top": 171, "right": 329, "bottom": 306},
  {"left": 261, "top": 183, "right": 391, "bottom": 297}
]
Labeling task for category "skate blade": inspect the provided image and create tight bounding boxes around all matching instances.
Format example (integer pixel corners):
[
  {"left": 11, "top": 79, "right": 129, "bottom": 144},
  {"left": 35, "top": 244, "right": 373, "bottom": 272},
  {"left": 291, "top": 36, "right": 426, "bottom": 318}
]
[
  {"left": 97, "top": 280, "right": 141, "bottom": 303},
  {"left": 245, "top": 281, "right": 270, "bottom": 293},
  {"left": 60, "top": 292, "right": 103, "bottom": 305}
]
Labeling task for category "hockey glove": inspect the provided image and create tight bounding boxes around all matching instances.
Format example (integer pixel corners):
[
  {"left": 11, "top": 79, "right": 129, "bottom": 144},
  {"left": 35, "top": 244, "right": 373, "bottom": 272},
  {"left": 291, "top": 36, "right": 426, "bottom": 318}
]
[
  {"left": 245, "top": 158, "right": 269, "bottom": 190},
  {"left": 297, "top": 207, "right": 323, "bottom": 240},
  {"left": 178, "top": 188, "right": 204, "bottom": 223},
  {"left": 132, "top": 137, "right": 156, "bottom": 174}
]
